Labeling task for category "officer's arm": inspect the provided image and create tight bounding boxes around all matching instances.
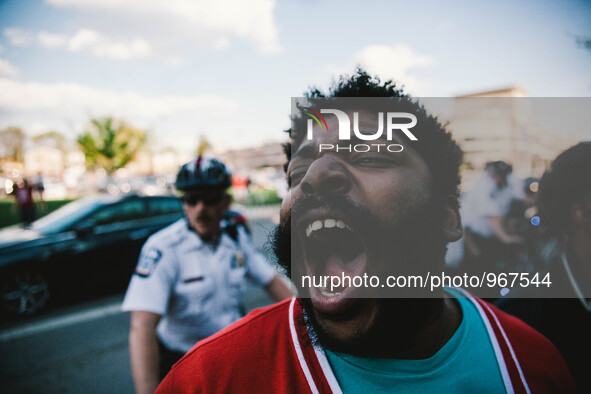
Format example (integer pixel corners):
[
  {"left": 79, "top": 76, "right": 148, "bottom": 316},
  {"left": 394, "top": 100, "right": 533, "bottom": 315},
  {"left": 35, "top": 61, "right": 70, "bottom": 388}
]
[
  {"left": 129, "top": 311, "right": 162, "bottom": 394},
  {"left": 235, "top": 226, "right": 294, "bottom": 301},
  {"left": 488, "top": 216, "right": 523, "bottom": 244},
  {"left": 264, "top": 275, "right": 294, "bottom": 301}
]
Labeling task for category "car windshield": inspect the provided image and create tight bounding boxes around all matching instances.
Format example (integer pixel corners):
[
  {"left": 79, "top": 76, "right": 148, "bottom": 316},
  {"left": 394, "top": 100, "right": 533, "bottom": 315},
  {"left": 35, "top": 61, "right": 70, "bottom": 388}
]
[{"left": 31, "top": 195, "right": 116, "bottom": 234}]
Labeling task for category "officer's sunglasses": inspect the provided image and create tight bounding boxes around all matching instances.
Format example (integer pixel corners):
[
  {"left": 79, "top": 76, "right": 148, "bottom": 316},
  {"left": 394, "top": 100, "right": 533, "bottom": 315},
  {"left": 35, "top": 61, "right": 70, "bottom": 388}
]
[{"left": 181, "top": 192, "right": 225, "bottom": 206}]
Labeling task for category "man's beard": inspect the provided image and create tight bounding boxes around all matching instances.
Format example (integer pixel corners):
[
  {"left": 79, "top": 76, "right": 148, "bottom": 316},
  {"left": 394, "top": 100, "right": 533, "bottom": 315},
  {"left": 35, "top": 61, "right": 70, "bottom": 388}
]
[{"left": 270, "top": 193, "right": 449, "bottom": 356}]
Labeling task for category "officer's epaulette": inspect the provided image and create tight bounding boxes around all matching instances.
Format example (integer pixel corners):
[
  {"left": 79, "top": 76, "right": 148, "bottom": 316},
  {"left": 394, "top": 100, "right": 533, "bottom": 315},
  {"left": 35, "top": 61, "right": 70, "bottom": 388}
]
[{"left": 224, "top": 223, "right": 240, "bottom": 243}]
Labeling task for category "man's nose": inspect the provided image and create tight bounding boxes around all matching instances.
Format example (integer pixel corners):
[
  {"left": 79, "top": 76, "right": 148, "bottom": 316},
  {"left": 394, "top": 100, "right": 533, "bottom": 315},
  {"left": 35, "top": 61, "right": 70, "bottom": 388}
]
[
  {"left": 194, "top": 200, "right": 207, "bottom": 212},
  {"left": 300, "top": 156, "right": 350, "bottom": 196}
]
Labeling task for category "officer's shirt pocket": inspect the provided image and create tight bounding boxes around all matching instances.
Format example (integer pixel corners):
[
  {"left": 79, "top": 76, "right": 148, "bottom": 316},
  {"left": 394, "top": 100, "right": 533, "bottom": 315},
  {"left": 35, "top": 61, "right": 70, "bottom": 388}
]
[{"left": 174, "top": 270, "right": 215, "bottom": 315}]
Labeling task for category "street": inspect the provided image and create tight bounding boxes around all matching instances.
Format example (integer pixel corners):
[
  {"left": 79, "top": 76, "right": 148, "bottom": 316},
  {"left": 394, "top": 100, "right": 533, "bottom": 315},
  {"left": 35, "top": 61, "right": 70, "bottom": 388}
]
[{"left": 0, "top": 212, "right": 282, "bottom": 393}]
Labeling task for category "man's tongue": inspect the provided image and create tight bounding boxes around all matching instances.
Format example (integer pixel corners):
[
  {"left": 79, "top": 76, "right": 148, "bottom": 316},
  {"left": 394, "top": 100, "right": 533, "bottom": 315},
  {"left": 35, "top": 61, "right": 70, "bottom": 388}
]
[
  {"left": 314, "top": 243, "right": 367, "bottom": 301},
  {"left": 311, "top": 250, "right": 367, "bottom": 314},
  {"left": 324, "top": 253, "right": 354, "bottom": 277},
  {"left": 302, "top": 225, "right": 368, "bottom": 313}
]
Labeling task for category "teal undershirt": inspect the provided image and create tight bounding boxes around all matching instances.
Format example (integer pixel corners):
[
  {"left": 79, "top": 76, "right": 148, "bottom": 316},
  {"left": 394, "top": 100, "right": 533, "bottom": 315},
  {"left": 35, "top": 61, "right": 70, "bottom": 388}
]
[{"left": 324, "top": 290, "right": 505, "bottom": 393}]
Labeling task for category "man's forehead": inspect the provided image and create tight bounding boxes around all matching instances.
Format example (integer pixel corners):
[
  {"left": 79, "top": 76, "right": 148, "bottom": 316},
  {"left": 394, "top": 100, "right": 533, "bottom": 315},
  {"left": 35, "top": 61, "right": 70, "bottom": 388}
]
[
  {"left": 291, "top": 111, "right": 420, "bottom": 161},
  {"left": 295, "top": 109, "right": 402, "bottom": 144}
]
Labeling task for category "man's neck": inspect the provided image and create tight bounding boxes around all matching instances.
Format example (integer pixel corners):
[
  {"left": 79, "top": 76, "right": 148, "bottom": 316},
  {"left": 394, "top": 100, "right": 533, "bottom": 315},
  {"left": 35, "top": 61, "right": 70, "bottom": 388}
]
[
  {"left": 187, "top": 224, "right": 221, "bottom": 247},
  {"left": 318, "top": 296, "right": 462, "bottom": 359},
  {"left": 382, "top": 295, "right": 461, "bottom": 359}
]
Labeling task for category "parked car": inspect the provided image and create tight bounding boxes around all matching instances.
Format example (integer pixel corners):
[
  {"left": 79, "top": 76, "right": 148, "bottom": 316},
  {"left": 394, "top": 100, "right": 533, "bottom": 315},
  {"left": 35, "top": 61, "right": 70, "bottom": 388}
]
[
  {"left": 41, "top": 177, "right": 69, "bottom": 201},
  {"left": 0, "top": 194, "right": 184, "bottom": 316}
]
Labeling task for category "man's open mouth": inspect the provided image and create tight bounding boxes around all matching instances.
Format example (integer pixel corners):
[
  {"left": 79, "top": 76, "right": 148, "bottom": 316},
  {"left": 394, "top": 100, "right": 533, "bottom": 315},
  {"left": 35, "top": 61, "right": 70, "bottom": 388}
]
[{"left": 297, "top": 211, "right": 368, "bottom": 314}]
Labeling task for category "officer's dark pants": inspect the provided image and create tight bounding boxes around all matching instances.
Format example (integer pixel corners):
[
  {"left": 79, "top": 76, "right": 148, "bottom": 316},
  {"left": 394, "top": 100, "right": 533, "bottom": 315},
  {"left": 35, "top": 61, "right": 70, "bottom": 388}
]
[
  {"left": 464, "top": 229, "right": 517, "bottom": 274},
  {"left": 158, "top": 340, "right": 186, "bottom": 380}
]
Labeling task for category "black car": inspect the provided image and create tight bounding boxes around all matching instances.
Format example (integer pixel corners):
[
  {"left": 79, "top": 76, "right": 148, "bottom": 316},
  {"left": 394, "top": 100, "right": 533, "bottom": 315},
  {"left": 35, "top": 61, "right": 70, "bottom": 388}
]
[{"left": 0, "top": 194, "right": 184, "bottom": 316}]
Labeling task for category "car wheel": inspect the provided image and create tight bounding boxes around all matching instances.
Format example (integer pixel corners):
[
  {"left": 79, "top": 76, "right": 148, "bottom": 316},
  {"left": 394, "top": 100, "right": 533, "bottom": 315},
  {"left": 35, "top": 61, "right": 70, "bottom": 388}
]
[{"left": 1, "top": 270, "right": 50, "bottom": 315}]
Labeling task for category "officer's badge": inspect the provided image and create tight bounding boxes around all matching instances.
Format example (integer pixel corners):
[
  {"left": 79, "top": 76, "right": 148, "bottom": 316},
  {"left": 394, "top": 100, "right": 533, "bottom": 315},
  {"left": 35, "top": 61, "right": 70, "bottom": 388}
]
[
  {"left": 135, "top": 249, "right": 162, "bottom": 277},
  {"left": 231, "top": 251, "right": 245, "bottom": 268}
]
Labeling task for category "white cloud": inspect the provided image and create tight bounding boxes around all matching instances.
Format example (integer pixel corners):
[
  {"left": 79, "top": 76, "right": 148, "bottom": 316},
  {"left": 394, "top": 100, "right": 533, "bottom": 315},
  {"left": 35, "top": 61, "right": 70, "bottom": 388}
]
[
  {"left": 45, "top": 0, "right": 282, "bottom": 55},
  {"left": 38, "top": 31, "right": 69, "bottom": 49},
  {"left": 3, "top": 28, "right": 34, "bottom": 47},
  {"left": 0, "top": 78, "right": 243, "bottom": 152},
  {"left": 166, "top": 56, "right": 184, "bottom": 68},
  {"left": 5, "top": 26, "right": 152, "bottom": 61},
  {"left": 0, "top": 58, "right": 20, "bottom": 78},
  {"left": 329, "top": 44, "right": 435, "bottom": 95},
  {"left": 67, "top": 29, "right": 151, "bottom": 60},
  {"left": 0, "top": 78, "right": 282, "bottom": 152},
  {"left": 35, "top": 28, "right": 151, "bottom": 60},
  {"left": 212, "top": 37, "right": 231, "bottom": 51},
  {"left": 67, "top": 29, "right": 98, "bottom": 51},
  {"left": 0, "top": 78, "right": 235, "bottom": 117}
]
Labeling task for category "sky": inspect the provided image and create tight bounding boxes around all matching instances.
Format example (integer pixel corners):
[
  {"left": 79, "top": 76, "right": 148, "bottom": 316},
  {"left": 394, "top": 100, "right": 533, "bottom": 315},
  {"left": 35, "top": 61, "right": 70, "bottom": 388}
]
[{"left": 0, "top": 0, "right": 590, "bottom": 154}]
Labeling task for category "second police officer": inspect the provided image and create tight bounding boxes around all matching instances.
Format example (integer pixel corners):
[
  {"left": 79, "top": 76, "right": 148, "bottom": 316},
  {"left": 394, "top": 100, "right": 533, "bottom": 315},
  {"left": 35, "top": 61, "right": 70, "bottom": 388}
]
[{"left": 122, "top": 156, "right": 293, "bottom": 394}]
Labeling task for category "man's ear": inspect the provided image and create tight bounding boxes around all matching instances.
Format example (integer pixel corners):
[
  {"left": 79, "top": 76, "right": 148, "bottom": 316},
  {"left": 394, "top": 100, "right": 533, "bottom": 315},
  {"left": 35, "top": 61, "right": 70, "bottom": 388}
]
[
  {"left": 442, "top": 195, "right": 463, "bottom": 242},
  {"left": 570, "top": 202, "right": 591, "bottom": 231}
]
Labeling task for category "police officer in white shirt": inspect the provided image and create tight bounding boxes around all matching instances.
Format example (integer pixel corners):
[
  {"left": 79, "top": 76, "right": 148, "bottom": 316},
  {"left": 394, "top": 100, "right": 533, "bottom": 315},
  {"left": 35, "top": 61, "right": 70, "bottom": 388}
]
[
  {"left": 123, "top": 157, "right": 293, "bottom": 394},
  {"left": 462, "top": 161, "right": 525, "bottom": 265}
]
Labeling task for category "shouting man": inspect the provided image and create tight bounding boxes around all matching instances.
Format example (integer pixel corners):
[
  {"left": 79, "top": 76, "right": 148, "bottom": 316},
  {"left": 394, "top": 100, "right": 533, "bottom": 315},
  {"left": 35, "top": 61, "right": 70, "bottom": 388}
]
[{"left": 157, "top": 70, "right": 575, "bottom": 393}]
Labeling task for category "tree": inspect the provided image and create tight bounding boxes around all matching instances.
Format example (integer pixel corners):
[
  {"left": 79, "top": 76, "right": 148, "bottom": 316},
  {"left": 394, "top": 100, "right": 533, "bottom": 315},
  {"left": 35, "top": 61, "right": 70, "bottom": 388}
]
[
  {"left": 32, "top": 130, "right": 67, "bottom": 152},
  {"left": 77, "top": 117, "right": 147, "bottom": 175},
  {"left": 0, "top": 127, "right": 26, "bottom": 162},
  {"left": 196, "top": 134, "right": 211, "bottom": 157}
]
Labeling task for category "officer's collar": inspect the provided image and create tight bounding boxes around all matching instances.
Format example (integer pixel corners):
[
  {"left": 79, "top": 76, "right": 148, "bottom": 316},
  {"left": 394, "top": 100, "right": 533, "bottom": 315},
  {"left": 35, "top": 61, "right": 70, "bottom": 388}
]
[{"left": 185, "top": 220, "right": 233, "bottom": 250}]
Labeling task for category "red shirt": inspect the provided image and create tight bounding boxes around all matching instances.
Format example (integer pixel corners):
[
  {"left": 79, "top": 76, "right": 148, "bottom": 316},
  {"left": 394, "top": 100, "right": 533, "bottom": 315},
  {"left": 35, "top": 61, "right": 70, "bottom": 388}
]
[{"left": 157, "top": 295, "right": 576, "bottom": 393}]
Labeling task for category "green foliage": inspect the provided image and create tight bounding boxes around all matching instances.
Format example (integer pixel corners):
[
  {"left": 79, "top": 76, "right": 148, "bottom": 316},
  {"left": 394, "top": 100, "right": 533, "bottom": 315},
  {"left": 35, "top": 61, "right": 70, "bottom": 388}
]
[
  {"left": 77, "top": 117, "right": 147, "bottom": 174},
  {"left": 196, "top": 135, "right": 211, "bottom": 156},
  {"left": 244, "top": 188, "right": 282, "bottom": 206},
  {"left": 0, "top": 199, "right": 73, "bottom": 229}
]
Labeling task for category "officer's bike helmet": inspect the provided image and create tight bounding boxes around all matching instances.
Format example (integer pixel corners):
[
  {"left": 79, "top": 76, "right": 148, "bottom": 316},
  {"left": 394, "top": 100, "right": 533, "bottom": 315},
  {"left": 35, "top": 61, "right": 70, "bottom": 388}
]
[
  {"left": 175, "top": 157, "right": 232, "bottom": 191},
  {"left": 485, "top": 161, "right": 512, "bottom": 177}
]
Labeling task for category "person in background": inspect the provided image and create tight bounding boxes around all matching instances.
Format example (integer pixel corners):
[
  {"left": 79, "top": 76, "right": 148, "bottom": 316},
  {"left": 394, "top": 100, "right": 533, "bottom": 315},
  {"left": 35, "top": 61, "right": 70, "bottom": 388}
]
[
  {"left": 497, "top": 141, "right": 591, "bottom": 393},
  {"left": 504, "top": 177, "right": 539, "bottom": 235},
  {"left": 122, "top": 156, "right": 293, "bottom": 394},
  {"left": 10, "top": 178, "right": 36, "bottom": 226},
  {"left": 32, "top": 172, "right": 45, "bottom": 210},
  {"left": 462, "top": 161, "right": 525, "bottom": 271}
]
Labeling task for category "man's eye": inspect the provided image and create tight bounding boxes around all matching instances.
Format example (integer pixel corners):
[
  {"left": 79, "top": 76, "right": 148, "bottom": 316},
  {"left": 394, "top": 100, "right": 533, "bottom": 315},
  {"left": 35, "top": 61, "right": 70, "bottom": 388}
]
[
  {"left": 354, "top": 156, "right": 392, "bottom": 166},
  {"left": 357, "top": 158, "right": 377, "bottom": 164},
  {"left": 288, "top": 169, "right": 307, "bottom": 186}
]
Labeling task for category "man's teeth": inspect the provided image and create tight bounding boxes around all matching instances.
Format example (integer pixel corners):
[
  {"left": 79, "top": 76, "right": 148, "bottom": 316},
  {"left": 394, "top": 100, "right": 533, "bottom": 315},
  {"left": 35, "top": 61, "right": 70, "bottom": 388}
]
[
  {"left": 319, "top": 287, "right": 343, "bottom": 297},
  {"left": 305, "top": 219, "right": 349, "bottom": 237}
]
